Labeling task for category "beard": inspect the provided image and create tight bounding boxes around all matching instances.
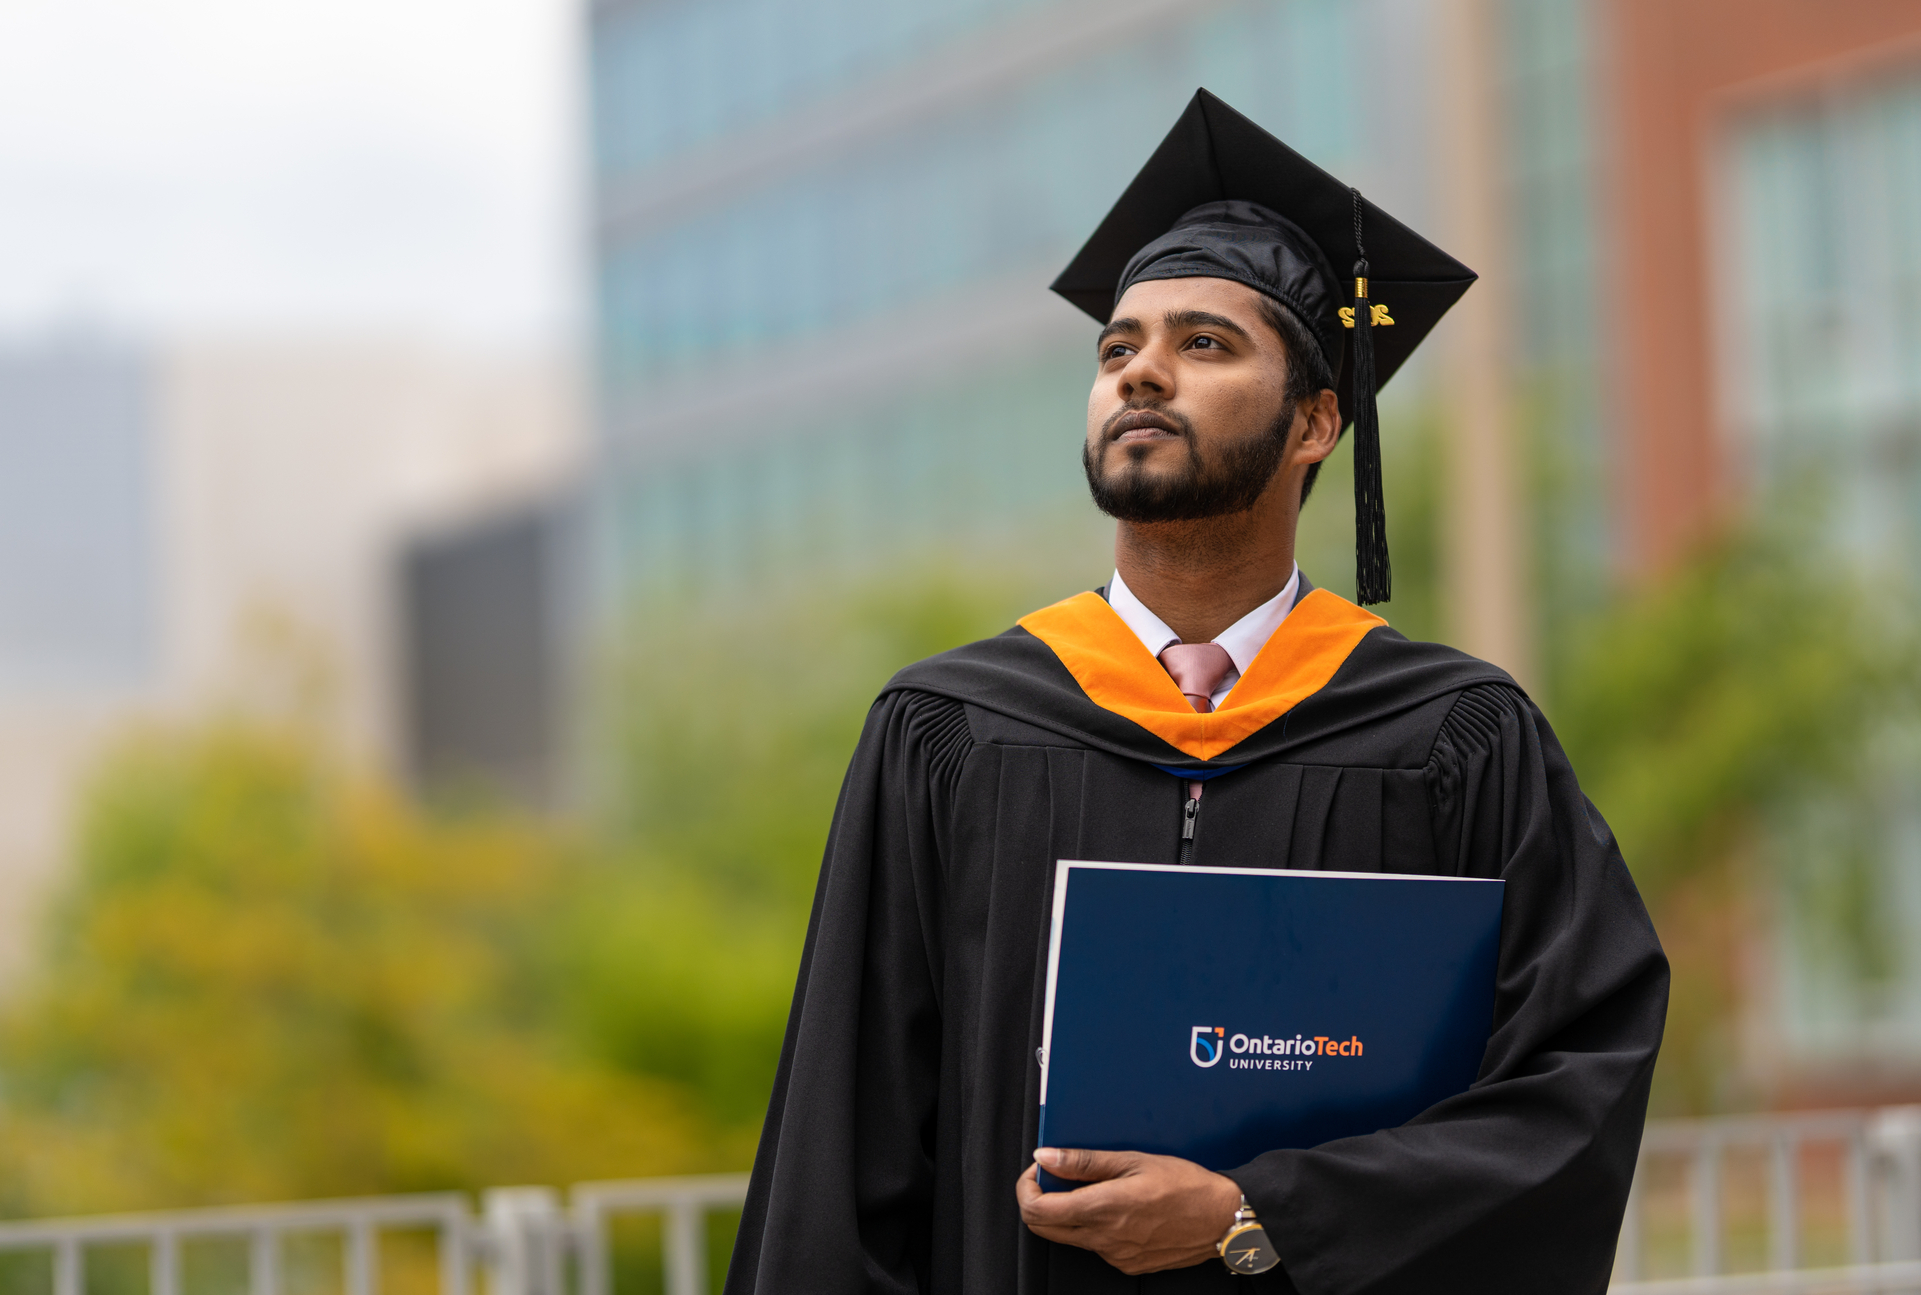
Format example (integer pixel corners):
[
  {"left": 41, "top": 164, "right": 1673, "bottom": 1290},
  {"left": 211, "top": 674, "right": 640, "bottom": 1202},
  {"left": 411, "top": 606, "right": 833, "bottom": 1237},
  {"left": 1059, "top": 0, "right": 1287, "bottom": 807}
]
[{"left": 1082, "top": 399, "right": 1294, "bottom": 523}]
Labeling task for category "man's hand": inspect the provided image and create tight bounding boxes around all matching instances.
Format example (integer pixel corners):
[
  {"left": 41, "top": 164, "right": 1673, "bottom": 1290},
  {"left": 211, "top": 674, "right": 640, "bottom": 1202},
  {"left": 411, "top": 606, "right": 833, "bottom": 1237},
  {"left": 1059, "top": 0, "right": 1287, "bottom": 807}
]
[{"left": 1014, "top": 1147, "right": 1244, "bottom": 1275}]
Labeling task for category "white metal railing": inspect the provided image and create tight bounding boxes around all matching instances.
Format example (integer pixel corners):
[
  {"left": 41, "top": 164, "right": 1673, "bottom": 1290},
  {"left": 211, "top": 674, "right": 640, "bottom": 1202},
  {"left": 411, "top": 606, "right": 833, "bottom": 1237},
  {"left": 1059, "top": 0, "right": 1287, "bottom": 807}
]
[
  {"left": 0, "top": 1194, "right": 473, "bottom": 1295},
  {"left": 0, "top": 1175, "right": 750, "bottom": 1295},
  {"left": 570, "top": 1177, "right": 755, "bottom": 1295},
  {"left": 1612, "top": 1107, "right": 1921, "bottom": 1293},
  {"left": 4, "top": 1108, "right": 1920, "bottom": 1295}
]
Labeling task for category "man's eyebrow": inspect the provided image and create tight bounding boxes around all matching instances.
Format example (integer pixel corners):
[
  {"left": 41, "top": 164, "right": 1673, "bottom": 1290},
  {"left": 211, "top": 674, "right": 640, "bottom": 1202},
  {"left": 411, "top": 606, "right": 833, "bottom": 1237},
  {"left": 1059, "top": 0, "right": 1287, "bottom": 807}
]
[
  {"left": 1164, "top": 309, "right": 1252, "bottom": 341},
  {"left": 1096, "top": 316, "right": 1143, "bottom": 347}
]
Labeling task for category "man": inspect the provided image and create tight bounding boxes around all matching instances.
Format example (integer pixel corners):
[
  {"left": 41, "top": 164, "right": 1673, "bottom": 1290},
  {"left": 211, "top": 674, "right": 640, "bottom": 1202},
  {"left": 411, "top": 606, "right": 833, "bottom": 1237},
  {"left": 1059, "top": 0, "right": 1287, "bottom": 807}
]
[{"left": 725, "top": 91, "right": 1667, "bottom": 1294}]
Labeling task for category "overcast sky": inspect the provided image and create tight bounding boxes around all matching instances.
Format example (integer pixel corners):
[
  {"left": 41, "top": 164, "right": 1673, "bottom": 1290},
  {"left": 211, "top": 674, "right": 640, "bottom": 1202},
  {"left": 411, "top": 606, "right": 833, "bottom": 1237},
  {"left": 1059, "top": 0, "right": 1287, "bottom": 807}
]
[{"left": 0, "top": 0, "right": 579, "bottom": 344}]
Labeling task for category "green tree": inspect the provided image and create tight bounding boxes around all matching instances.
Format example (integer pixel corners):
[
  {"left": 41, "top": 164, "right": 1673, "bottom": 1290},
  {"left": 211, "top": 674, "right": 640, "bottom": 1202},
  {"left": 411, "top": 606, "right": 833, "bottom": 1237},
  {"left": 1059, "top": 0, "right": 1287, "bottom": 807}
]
[
  {"left": 0, "top": 724, "right": 716, "bottom": 1217},
  {"left": 1546, "top": 523, "right": 1921, "bottom": 1111},
  {"left": 566, "top": 564, "right": 1065, "bottom": 1131}
]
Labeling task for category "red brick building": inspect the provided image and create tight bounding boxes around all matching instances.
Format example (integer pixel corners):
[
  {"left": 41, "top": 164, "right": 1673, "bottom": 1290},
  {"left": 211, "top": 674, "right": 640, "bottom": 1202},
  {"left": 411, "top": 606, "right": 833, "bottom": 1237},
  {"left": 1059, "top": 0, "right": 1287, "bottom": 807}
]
[{"left": 1600, "top": 0, "right": 1921, "bottom": 576}]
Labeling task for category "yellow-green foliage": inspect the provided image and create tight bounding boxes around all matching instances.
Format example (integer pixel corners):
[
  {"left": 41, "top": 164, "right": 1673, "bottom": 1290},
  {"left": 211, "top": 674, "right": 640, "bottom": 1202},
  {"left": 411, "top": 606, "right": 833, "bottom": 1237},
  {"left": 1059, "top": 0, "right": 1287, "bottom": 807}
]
[
  {"left": 0, "top": 724, "right": 716, "bottom": 1216},
  {"left": 1548, "top": 528, "right": 1918, "bottom": 911},
  {"left": 1547, "top": 525, "right": 1921, "bottom": 1111},
  {"left": 0, "top": 564, "right": 1065, "bottom": 1219},
  {"left": 575, "top": 565, "right": 1081, "bottom": 1126}
]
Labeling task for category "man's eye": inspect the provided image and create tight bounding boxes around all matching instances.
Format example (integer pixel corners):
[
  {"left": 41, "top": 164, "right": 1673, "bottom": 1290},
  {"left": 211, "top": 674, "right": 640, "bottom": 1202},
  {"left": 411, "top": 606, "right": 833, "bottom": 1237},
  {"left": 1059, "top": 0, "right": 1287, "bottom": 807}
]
[
  {"left": 1102, "top": 344, "right": 1133, "bottom": 361},
  {"left": 1189, "top": 335, "right": 1220, "bottom": 350}
]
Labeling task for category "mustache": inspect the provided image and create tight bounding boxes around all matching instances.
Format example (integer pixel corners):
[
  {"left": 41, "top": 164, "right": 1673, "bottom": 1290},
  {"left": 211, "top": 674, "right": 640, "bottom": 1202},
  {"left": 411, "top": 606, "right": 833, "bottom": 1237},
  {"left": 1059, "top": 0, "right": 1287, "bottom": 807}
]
[{"left": 1100, "top": 401, "right": 1194, "bottom": 442}]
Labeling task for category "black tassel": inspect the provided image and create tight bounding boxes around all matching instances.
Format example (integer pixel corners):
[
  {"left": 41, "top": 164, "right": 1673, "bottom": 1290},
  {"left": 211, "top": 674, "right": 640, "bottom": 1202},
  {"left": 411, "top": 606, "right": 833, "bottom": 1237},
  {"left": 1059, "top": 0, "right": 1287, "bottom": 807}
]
[{"left": 1350, "top": 188, "right": 1390, "bottom": 606}]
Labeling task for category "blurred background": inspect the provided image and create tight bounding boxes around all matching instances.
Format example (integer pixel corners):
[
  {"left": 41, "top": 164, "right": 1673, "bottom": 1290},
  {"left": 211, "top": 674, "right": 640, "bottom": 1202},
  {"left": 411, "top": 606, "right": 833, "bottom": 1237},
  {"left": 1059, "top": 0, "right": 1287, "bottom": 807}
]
[{"left": 2, "top": 0, "right": 1921, "bottom": 1269}]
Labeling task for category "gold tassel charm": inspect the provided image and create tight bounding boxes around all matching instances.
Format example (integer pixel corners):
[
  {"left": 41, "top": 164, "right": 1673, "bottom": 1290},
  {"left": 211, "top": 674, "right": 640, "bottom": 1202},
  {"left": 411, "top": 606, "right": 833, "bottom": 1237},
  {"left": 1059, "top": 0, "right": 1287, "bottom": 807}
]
[{"left": 1339, "top": 303, "right": 1395, "bottom": 328}]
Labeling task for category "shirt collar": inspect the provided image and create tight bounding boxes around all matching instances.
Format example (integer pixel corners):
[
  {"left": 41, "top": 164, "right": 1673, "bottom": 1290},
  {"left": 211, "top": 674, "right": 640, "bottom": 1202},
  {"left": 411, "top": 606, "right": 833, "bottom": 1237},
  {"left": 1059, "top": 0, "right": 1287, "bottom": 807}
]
[
  {"left": 1106, "top": 564, "right": 1302, "bottom": 705},
  {"left": 1106, "top": 569, "right": 1182, "bottom": 661}
]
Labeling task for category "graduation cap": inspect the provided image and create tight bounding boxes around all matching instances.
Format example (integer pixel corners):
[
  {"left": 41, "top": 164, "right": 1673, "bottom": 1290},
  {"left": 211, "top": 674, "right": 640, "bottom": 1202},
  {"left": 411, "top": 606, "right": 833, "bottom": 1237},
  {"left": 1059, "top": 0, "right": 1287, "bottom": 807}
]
[{"left": 1052, "top": 89, "right": 1475, "bottom": 606}]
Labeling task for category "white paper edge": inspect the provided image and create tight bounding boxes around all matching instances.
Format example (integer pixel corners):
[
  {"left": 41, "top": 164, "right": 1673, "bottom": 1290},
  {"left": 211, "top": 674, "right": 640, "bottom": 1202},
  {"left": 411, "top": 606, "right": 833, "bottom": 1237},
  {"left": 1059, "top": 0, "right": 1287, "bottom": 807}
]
[
  {"left": 1038, "top": 858, "right": 1075, "bottom": 1106},
  {"left": 1054, "top": 859, "right": 1507, "bottom": 884}
]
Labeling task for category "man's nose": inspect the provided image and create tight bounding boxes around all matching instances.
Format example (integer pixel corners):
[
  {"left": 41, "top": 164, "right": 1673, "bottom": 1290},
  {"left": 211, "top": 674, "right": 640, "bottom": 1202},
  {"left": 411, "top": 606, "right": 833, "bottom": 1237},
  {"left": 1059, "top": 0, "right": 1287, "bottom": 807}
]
[{"left": 1117, "top": 344, "right": 1174, "bottom": 399}]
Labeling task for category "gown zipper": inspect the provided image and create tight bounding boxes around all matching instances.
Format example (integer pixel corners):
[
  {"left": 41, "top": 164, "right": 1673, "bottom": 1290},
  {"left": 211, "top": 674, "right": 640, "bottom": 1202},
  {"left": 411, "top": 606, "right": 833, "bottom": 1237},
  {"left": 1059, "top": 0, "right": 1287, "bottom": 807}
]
[{"left": 1178, "top": 780, "right": 1202, "bottom": 866}]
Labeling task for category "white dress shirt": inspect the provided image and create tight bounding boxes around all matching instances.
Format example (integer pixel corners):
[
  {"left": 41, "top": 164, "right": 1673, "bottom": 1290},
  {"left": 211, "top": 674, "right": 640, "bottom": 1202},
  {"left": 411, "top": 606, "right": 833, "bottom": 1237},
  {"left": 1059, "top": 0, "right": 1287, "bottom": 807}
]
[{"left": 1107, "top": 564, "right": 1302, "bottom": 709}]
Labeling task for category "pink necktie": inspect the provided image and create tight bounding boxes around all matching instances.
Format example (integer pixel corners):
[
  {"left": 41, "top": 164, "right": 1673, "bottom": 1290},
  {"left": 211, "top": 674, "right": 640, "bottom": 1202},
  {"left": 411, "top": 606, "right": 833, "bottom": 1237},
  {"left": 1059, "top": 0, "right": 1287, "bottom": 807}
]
[
  {"left": 1158, "top": 642, "right": 1235, "bottom": 714},
  {"left": 1160, "top": 642, "right": 1234, "bottom": 804}
]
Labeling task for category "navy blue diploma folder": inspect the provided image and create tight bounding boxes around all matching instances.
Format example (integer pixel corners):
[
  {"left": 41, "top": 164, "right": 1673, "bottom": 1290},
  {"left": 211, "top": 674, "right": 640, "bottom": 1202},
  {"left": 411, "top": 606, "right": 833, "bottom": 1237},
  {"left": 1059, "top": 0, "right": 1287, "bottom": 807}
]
[{"left": 1037, "top": 861, "right": 1504, "bottom": 1190}]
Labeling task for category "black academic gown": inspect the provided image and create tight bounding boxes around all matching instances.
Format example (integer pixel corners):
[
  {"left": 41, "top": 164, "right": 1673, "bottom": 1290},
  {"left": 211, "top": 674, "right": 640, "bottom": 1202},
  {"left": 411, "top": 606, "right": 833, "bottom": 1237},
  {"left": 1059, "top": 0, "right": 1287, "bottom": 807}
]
[{"left": 724, "top": 579, "right": 1668, "bottom": 1295}]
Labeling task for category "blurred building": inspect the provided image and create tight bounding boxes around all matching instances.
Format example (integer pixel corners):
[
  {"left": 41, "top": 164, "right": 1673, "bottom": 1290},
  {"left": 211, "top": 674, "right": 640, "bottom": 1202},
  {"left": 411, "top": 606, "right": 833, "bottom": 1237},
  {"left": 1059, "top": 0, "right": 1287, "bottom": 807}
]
[
  {"left": 583, "top": 0, "right": 1921, "bottom": 1094},
  {"left": 402, "top": 501, "right": 577, "bottom": 808},
  {"left": 0, "top": 339, "right": 161, "bottom": 976},
  {"left": 1603, "top": 0, "right": 1921, "bottom": 579},
  {"left": 584, "top": 0, "right": 1479, "bottom": 607},
  {"left": 1591, "top": 1, "right": 1921, "bottom": 1096},
  {"left": 0, "top": 336, "right": 580, "bottom": 971},
  {"left": 0, "top": 340, "right": 157, "bottom": 695}
]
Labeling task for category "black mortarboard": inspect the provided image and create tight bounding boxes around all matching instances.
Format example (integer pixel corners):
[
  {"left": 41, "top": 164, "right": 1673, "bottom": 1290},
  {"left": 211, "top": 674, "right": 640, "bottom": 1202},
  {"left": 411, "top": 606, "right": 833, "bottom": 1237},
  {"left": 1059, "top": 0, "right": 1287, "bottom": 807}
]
[{"left": 1052, "top": 89, "right": 1475, "bottom": 606}]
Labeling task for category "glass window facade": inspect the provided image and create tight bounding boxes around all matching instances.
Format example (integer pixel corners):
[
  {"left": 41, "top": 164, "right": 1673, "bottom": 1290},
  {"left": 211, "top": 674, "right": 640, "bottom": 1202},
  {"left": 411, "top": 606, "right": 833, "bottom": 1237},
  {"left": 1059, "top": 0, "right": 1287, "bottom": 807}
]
[
  {"left": 589, "top": 0, "right": 1059, "bottom": 181},
  {"left": 594, "top": 2, "right": 1369, "bottom": 392},
  {"left": 587, "top": 0, "right": 1447, "bottom": 605},
  {"left": 1728, "top": 68, "right": 1921, "bottom": 568},
  {"left": 1502, "top": 0, "right": 1609, "bottom": 631}
]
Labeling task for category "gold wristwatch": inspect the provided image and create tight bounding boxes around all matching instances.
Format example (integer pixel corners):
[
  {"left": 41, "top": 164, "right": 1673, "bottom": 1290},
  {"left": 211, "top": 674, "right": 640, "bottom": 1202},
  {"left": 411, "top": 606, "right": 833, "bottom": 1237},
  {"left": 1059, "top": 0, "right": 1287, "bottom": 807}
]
[{"left": 1218, "top": 1193, "right": 1280, "bottom": 1274}]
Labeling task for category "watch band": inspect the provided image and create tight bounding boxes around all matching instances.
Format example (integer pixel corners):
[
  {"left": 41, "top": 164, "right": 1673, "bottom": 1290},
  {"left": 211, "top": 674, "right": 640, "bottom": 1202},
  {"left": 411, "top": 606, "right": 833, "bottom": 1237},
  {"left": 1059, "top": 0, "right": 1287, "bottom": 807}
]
[{"left": 1218, "top": 1194, "right": 1280, "bottom": 1275}]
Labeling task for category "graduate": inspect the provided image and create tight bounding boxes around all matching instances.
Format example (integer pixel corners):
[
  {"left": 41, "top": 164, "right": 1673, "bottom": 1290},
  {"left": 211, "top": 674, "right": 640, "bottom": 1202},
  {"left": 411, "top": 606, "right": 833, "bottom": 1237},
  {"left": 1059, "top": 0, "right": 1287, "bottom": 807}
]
[{"left": 724, "top": 90, "right": 1668, "bottom": 1294}]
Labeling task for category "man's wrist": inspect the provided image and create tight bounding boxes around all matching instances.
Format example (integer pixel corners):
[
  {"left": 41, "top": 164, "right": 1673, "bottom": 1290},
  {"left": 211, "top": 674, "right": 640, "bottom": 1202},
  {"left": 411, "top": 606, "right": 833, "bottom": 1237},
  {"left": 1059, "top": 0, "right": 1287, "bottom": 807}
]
[
  {"left": 1219, "top": 1193, "right": 1254, "bottom": 1241},
  {"left": 1215, "top": 1184, "right": 1281, "bottom": 1275},
  {"left": 1208, "top": 1172, "right": 1244, "bottom": 1226}
]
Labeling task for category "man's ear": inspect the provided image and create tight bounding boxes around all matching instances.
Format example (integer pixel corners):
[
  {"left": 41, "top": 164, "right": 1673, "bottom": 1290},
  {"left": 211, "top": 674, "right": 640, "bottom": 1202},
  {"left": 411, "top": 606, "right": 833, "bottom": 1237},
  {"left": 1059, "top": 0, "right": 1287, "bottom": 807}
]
[{"left": 1296, "top": 388, "right": 1341, "bottom": 464}]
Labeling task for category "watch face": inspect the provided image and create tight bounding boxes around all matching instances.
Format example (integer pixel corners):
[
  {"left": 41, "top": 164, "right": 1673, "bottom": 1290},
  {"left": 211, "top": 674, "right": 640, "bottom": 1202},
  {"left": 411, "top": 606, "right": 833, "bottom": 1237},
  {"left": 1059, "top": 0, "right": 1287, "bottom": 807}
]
[{"left": 1219, "top": 1222, "right": 1281, "bottom": 1274}]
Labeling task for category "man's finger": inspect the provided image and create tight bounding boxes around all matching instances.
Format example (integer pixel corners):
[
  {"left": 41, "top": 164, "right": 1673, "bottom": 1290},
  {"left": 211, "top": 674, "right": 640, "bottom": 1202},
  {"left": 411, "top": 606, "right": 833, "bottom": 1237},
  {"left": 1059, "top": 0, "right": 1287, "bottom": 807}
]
[
  {"left": 1014, "top": 1162, "right": 1044, "bottom": 1209},
  {"left": 1016, "top": 1160, "right": 1112, "bottom": 1231},
  {"left": 1016, "top": 1161, "right": 1078, "bottom": 1225},
  {"left": 1035, "top": 1146, "right": 1137, "bottom": 1182},
  {"left": 1025, "top": 1221, "right": 1091, "bottom": 1246}
]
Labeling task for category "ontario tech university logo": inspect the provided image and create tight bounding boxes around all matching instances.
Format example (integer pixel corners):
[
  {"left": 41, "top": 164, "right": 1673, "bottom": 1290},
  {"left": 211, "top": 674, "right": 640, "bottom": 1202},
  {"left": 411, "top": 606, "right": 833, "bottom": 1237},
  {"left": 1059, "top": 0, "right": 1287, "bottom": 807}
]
[{"left": 1190, "top": 1025, "right": 1367, "bottom": 1071}]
